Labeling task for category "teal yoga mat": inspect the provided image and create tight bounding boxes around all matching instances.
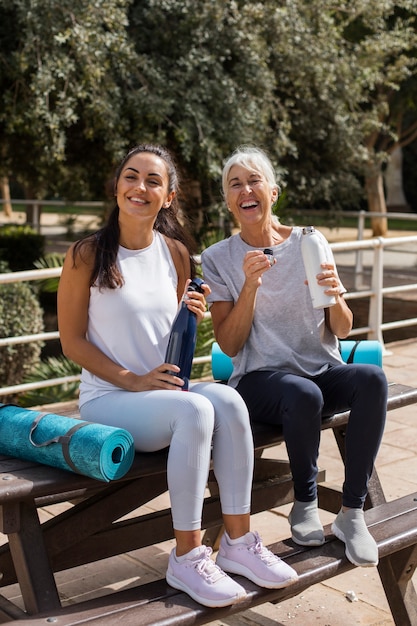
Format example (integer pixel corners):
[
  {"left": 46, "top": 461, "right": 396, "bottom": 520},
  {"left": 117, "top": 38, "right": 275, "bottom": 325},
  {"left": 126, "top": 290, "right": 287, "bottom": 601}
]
[
  {"left": 0, "top": 404, "right": 135, "bottom": 482},
  {"left": 211, "top": 339, "right": 383, "bottom": 381},
  {"left": 339, "top": 340, "right": 383, "bottom": 367}
]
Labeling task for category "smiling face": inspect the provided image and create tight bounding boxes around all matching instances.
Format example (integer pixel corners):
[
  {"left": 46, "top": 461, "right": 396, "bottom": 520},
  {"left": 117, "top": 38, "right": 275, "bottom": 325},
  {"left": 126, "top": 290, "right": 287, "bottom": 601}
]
[
  {"left": 115, "top": 151, "right": 175, "bottom": 224},
  {"left": 225, "top": 163, "right": 278, "bottom": 229}
]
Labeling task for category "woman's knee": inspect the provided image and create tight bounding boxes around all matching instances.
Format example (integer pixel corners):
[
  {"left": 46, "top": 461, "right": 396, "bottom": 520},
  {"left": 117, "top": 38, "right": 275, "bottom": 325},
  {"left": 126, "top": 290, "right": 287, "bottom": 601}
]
[
  {"left": 191, "top": 382, "right": 250, "bottom": 432},
  {"left": 175, "top": 393, "right": 216, "bottom": 439},
  {"left": 354, "top": 364, "right": 388, "bottom": 397},
  {"left": 284, "top": 380, "right": 323, "bottom": 418}
]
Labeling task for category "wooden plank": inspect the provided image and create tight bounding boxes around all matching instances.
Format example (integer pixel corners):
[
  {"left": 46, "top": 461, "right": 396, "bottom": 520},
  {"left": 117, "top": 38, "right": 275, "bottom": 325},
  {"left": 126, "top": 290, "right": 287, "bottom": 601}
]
[
  {"left": 7, "top": 502, "right": 61, "bottom": 615},
  {"left": 7, "top": 493, "right": 417, "bottom": 626},
  {"left": 378, "top": 545, "right": 417, "bottom": 626}
]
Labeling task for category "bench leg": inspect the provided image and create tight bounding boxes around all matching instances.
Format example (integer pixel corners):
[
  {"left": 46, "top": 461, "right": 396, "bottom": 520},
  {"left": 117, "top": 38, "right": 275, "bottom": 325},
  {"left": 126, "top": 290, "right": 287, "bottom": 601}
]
[
  {"left": 378, "top": 544, "right": 417, "bottom": 626},
  {"left": 6, "top": 501, "right": 61, "bottom": 615}
]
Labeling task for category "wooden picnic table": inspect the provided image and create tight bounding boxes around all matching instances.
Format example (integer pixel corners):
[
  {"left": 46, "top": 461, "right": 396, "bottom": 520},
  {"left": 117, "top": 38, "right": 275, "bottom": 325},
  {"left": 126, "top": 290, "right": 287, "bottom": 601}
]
[{"left": 0, "top": 381, "right": 415, "bottom": 625}]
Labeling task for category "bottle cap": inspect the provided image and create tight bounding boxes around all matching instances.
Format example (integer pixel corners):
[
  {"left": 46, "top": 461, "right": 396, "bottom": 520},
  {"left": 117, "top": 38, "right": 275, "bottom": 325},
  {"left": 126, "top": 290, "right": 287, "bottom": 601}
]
[
  {"left": 302, "top": 226, "right": 315, "bottom": 235},
  {"left": 187, "top": 277, "right": 205, "bottom": 293},
  {"left": 263, "top": 248, "right": 274, "bottom": 267}
]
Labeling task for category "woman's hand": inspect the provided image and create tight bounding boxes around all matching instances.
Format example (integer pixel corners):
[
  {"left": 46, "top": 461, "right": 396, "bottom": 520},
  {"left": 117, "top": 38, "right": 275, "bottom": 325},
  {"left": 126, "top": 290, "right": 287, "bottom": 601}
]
[
  {"left": 132, "top": 364, "right": 186, "bottom": 391},
  {"left": 317, "top": 263, "right": 353, "bottom": 338},
  {"left": 243, "top": 250, "right": 274, "bottom": 289},
  {"left": 184, "top": 279, "right": 211, "bottom": 324},
  {"left": 316, "top": 262, "right": 342, "bottom": 298}
]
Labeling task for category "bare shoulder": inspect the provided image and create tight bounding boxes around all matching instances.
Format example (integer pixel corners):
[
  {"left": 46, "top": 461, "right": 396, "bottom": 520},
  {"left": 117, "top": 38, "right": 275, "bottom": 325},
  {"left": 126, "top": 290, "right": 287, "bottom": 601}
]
[
  {"left": 276, "top": 223, "right": 293, "bottom": 240},
  {"left": 64, "top": 236, "right": 96, "bottom": 272},
  {"left": 163, "top": 236, "right": 190, "bottom": 271},
  {"left": 163, "top": 235, "right": 191, "bottom": 298}
]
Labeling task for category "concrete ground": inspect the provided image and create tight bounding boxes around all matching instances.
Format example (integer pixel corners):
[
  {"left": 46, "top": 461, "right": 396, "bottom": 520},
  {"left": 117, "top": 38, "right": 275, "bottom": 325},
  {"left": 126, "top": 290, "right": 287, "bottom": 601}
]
[{"left": 0, "top": 337, "right": 416, "bottom": 625}]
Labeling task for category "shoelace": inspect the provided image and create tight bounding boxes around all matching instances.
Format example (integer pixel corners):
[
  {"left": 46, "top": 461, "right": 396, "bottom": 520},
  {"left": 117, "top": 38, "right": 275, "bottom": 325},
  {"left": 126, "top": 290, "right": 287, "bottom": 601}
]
[
  {"left": 194, "top": 546, "right": 226, "bottom": 583},
  {"left": 248, "top": 532, "right": 282, "bottom": 566}
]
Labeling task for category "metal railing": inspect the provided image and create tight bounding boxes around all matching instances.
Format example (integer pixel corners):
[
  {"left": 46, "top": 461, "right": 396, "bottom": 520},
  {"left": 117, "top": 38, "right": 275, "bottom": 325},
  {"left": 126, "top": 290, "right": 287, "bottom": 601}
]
[{"left": 1, "top": 235, "right": 416, "bottom": 398}]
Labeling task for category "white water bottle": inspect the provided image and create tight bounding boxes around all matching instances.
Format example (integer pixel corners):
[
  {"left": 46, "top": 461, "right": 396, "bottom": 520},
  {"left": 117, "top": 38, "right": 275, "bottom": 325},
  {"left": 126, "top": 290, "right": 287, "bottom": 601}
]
[{"left": 301, "top": 226, "right": 336, "bottom": 309}]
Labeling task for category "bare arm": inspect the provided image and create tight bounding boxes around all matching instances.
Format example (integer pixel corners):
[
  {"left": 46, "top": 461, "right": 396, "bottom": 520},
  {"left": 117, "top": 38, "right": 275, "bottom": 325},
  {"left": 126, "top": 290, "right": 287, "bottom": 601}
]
[{"left": 210, "top": 249, "right": 272, "bottom": 356}]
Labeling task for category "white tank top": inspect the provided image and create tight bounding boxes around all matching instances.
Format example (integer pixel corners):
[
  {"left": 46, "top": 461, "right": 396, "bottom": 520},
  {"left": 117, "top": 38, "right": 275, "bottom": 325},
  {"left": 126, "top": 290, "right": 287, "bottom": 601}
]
[{"left": 79, "top": 231, "right": 179, "bottom": 406}]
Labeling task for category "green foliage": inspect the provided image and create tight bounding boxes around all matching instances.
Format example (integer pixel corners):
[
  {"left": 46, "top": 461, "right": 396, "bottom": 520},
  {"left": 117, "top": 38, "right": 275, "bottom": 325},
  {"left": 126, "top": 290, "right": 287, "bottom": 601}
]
[
  {"left": 0, "top": 280, "right": 44, "bottom": 402},
  {"left": 0, "top": 224, "right": 45, "bottom": 271},
  {"left": 1, "top": 0, "right": 417, "bottom": 223},
  {"left": 18, "top": 356, "right": 81, "bottom": 407},
  {"left": 0, "top": 0, "right": 137, "bottom": 199},
  {"left": 192, "top": 315, "right": 215, "bottom": 381},
  {"left": 34, "top": 252, "right": 66, "bottom": 293}
]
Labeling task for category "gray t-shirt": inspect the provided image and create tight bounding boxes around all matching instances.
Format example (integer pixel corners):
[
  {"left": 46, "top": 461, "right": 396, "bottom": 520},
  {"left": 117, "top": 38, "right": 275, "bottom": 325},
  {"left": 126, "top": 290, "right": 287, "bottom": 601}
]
[{"left": 201, "top": 226, "right": 345, "bottom": 387}]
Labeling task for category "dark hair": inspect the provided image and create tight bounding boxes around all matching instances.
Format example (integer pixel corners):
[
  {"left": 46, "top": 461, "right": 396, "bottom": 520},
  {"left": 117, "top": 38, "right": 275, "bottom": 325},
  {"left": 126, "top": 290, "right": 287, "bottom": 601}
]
[{"left": 73, "top": 144, "right": 196, "bottom": 289}]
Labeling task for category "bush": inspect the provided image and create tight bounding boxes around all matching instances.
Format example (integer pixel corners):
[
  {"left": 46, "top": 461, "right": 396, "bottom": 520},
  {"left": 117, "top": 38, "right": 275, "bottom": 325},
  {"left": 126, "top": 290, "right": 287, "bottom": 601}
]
[
  {"left": 0, "top": 277, "right": 44, "bottom": 402},
  {"left": 0, "top": 224, "right": 45, "bottom": 271},
  {"left": 19, "top": 356, "right": 81, "bottom": 407}
]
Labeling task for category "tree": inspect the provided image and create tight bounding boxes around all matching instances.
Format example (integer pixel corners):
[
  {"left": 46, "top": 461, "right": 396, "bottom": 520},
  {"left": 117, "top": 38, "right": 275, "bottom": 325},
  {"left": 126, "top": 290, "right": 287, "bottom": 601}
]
[
  {"left": 0, "top": 0, "right": 138, "bottom": 204},
  {"left": 128, "top": 0, "right": 286, "bottom": 236},
  {"left": 261, "top": 1, "right": 417, "bottom": 234},
  {"left": 1, "top": 0, "right": 416, "bottom": 238}
]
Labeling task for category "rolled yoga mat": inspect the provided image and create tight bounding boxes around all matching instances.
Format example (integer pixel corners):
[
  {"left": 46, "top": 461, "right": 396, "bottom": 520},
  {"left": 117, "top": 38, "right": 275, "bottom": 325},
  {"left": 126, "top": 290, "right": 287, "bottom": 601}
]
[
  {"left": 339, "top": 340, "right": 383, "bottom": 367},
  {"left": 211, "top": 339, "right": 383, "bottom": 381},
  {"left": 0, "top": 404, "right": 135, "bottom": 482}
]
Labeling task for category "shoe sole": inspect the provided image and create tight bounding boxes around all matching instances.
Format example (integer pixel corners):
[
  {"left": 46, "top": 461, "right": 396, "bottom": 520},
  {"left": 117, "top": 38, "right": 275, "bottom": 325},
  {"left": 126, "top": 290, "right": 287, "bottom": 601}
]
[
  {"left": 166, "top": 571, "right": 247, "bottom": 608},
  {"left": 331, "top": 523, "right": 378, "bottom": 568},
  {"left": 216, "top": 555, "right": 298, "bottom": 589}
]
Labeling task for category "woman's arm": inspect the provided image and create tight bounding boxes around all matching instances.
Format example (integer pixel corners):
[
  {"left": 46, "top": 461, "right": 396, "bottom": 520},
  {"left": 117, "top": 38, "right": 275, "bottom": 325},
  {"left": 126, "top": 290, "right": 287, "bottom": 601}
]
[{"left": 210, "top": 249, "right": 271, "bottom": 356}]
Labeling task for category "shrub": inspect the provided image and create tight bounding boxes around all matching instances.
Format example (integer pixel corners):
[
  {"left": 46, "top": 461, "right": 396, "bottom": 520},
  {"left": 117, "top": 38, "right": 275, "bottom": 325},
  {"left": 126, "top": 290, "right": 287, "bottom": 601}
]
[
  {"left": 0, "top": 276, "right": 44, "bottom": 402},
  {"left": 0, "top": 224, "right": 45, "bottom": 271},
  {"left": 19, "top": 356, "right": 81, "bottom": 407}
]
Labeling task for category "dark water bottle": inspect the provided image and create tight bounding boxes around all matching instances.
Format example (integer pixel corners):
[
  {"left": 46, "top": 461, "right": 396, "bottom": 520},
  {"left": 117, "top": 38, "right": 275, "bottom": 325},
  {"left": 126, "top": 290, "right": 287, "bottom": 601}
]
[{"left": 164, "top": 277, "right": 205, "bottom": 390}]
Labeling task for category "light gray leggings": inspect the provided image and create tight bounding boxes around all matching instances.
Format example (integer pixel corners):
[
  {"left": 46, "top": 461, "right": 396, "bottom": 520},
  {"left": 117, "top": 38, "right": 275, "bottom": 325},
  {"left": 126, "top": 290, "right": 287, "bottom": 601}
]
[{"left": 80, "top": 381, "right": 254, "bottom": 531}]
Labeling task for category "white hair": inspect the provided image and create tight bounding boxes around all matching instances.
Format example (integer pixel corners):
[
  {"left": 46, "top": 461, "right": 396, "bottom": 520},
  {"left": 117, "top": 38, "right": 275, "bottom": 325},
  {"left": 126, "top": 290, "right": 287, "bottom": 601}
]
[{"left": 222, "top": 145, "right": 281, "bottom": 198}]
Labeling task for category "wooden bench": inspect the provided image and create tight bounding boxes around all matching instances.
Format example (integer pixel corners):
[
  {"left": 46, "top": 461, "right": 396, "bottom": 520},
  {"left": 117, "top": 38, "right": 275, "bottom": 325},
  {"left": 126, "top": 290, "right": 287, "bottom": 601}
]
[{"left": 0, "top": 383, "right": 416, "bottom": 625}]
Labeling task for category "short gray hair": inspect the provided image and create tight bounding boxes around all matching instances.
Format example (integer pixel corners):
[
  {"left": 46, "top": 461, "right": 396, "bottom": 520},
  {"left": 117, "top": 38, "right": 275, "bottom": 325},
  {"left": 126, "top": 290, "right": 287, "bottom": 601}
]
[{"left": 222, "top": 145, "right": 280, "bottom": 198}]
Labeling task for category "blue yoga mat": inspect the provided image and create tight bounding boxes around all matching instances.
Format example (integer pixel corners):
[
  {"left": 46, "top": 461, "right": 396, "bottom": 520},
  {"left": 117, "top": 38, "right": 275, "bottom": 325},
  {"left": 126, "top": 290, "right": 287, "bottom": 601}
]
[
  {"left": 339, "top": 340, "right": 383, "bottom": 367},
  {"left": 0, "top": 404, "right": 135, "bottom": 482},
  {"left": 211, "top": 339, "right": 383, "bottom": 381}
]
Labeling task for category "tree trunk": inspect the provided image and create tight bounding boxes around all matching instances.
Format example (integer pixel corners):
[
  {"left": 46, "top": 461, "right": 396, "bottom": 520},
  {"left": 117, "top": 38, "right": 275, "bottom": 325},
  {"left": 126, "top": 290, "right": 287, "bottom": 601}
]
[
  {"left": 1, "top": 176, "right": 13, "bottom": 217},
  {"left": 385, "top": 146, "right": 409, "bottom": 211},
  {"left": 365, "top": 162, "right": 388, "bottom": 237},
  {"left": 23, "top": 186, "right": 42, "bottom": 232}
]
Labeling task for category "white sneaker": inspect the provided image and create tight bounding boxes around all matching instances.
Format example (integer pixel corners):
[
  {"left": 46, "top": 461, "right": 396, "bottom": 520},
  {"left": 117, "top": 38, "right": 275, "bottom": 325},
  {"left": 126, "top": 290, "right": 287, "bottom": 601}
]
[
  {"left": 216, "top": 531, "right": 298, "bottom": 589},
  {"left": 166, "top": 545, "right": 247, "bottom": 607}
]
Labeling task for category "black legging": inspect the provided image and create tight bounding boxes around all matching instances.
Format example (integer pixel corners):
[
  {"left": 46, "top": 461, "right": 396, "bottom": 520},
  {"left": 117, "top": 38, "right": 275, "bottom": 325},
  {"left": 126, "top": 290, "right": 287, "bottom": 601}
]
[{"left": 236, "top": 363, "right": 388, "bottom": 508}]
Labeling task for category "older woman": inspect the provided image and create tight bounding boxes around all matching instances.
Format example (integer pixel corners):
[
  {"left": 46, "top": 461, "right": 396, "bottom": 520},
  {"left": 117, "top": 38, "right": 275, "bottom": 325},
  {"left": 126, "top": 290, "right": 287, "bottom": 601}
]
[{"left": 201, "top": 146, "right": 387, "bottom": 568}]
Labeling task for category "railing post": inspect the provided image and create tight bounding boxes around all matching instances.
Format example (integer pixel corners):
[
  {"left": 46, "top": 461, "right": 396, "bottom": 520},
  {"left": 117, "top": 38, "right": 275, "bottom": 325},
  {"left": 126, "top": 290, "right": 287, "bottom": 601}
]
[
  {"left": 354, "top": 210, "right": 366, "bottom": 290},
  {"left": 367, "top": 238, "right": 384, "bottom": 347},
  {"left": 32, "top": 203, "right": 40, "bottom": 233}
]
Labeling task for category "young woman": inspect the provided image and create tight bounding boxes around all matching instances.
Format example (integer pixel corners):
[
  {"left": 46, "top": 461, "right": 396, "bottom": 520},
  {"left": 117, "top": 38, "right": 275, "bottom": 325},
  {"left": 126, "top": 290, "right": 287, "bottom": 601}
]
[
  {"left": 201, "top": 145, "right": 388, "bottom": 568},
  {"left": 57, "top": 144, "right": 297, "bottom": 609}
]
